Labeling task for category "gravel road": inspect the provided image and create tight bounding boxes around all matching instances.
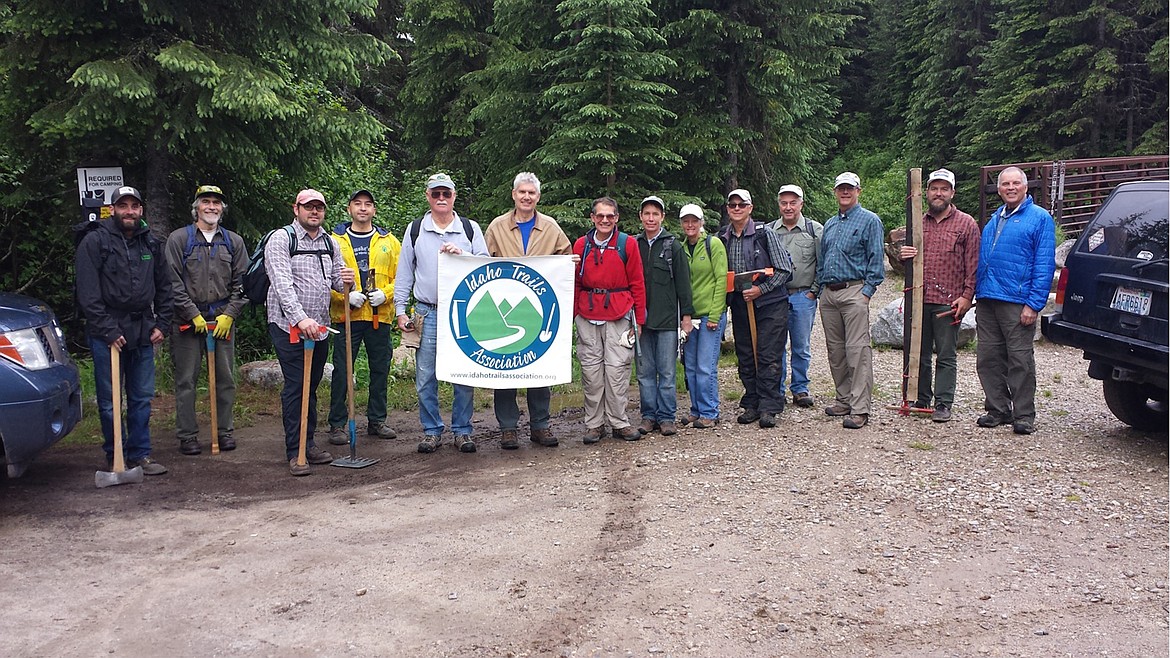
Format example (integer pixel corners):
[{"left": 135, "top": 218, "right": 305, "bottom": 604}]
[{"left": 1, "top": 278, "right": 1166, "bottom": 657}]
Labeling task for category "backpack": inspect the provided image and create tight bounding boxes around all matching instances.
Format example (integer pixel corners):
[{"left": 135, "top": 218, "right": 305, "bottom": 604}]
[
  {"left": 242, "top": 225, "right": 335, "bottom": 304},
  {"left": 181, "top": 224, "right": 235, "bottom": 272},
  {"left": 72, "top": 218, "right": 103, "bottom": 247},
  {"left": 579, "top": 230, "right": 629, "bottom": 277},
  {"left": 407, "top": 214, "right": 475, "bottom": 248}
]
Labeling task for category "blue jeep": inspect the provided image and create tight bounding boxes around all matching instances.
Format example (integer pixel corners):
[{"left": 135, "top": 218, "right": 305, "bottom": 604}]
[
  {"left": 0, "top": 292, "right": 82, "bottom": 476},
  {"left": 1042, "top": 180, "right": 1169, "bottom": 431}
]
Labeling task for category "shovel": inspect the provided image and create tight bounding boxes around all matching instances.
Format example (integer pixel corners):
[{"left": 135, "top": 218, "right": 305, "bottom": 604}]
[
  {"left": 333, "top": 283, "right": 378, "bottom": 469},
  {"left": 291, "top": 325, "right": 315, "bottom": 474},
  {"left": 206, "top": 323, "right": 220, "bottom": 455},
  {"left": 95, "top": 347, "right": 144, "bottom": 488}
]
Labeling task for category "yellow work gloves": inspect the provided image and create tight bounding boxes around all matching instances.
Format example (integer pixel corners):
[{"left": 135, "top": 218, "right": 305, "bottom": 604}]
[
  {"left": 191, "top": 314, "right": 208, "bottom": 333},
  {"left": 212, "top": 314, "right": 233, "bottom": 339}
]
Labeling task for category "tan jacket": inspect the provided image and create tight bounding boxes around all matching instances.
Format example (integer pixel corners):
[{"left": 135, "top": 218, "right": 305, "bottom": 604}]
[{"left": 484, "top": 210, "right": 572, "bottom": 258}]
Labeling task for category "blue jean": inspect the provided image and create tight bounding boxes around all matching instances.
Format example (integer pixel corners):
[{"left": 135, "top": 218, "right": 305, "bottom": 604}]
[
  {"left": 683, "top": 312, "right": 726, "bottom": 420},
  {"left": 780, "top": 291, "right": 818, "bottom": 397},
  {"left": 415, "top": 303, "right": 474, "bottom": 436},
  {"left": 269, "top": 324, "right": 330, "bottom": 461},
  {"left": 89, "top": 337, "right": 156, "bottom": 462},
  {"left": 637, "top": 328, "right": 680, "bottom": 422}
]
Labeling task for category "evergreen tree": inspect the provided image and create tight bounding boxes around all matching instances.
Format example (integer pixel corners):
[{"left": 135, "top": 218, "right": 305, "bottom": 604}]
[
  {"left": 957, "top": 0, "right": 1168, "bottom": 166},
  {"left": 532, "top": 0, "right": 682, "bottom": 227},
  {"left": 660, "top": 0, "right": 860, "bottom": 216},
  {"left": 398, "top": 0, "right": 493, "bottom": 175},
  {"left": 0, "top": 0, "right": 393, "bottom": 238}
]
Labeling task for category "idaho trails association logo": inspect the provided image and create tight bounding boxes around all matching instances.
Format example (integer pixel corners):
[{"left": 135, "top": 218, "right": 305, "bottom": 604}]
[{"left": 449, "top": 262, "right": 560, "bottom": 370}]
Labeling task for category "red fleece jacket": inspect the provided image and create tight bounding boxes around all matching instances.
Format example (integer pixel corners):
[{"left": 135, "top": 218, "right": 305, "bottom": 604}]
[{"left": 573, "top": 231, "right": 647, "bottom": 324}]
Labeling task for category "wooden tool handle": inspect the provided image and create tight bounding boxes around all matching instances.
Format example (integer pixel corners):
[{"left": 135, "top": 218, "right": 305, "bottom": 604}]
[
  {"left": 296, "top": 340, "right": 314, "bottom": 467},
  {"left": 111, "top": 348, "right": 125, "bottom": 473}
]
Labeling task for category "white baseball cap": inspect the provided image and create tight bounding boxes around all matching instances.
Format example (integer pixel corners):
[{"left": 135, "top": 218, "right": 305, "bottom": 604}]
[
  {"left": 777, "top": 184, "right": 804, "bottom": 199},
  {"left": 927, "top": 168, "right": 956, "bottom": 188},
  {"left": 640, "top": 195, "right": 665, "bottom": 211},
  {"left": 834, "top": 172, "right": 861, "bottom": 188},
  {"left": 727, "top": 189, "right": 753, "bottom": 204},
  {"left": 679, "top": 203, "right": 704, "bottom": 220}
]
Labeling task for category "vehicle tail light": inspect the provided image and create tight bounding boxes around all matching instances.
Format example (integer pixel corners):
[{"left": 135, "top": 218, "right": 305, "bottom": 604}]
[
  {"left": 0, "top": 328, "right": 53, "bottom": 370},
  {"left": 1053, "top": 267, "right": 1069, "bottom": 311}
]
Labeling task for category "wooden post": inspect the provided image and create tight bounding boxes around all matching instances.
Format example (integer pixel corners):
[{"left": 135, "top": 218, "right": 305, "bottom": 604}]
[{"left": 903, "top": 168, "right": 925, "bottom": 407}]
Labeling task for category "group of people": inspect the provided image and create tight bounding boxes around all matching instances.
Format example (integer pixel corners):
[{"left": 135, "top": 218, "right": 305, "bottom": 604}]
[{"left": 74, "top": 165, "right": 1054, "bottom": 477}]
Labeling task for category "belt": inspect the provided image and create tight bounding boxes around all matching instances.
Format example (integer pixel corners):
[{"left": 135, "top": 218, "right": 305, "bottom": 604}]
[
  {"left": 586, "top": 287, "right": 629, "bottom": 312},
  {"left": 416, "top": 300, "right": 436, "bottom": 308},
  {"left": 825, "top": 280, "right": 862, "bottom": 291},
  {"left": 788, "top": 286, "right": 810, "bottom": 293}
]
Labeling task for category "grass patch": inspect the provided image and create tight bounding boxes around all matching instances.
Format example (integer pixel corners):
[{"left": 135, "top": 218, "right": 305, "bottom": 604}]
[{"left": 908, "top": 440, "right": 934, "bottom": 450}]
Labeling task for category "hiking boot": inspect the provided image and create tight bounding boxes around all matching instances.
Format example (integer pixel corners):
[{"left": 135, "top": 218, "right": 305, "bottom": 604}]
[
  {"left": 456, "top": 434, "right": 477, "bottom": 453},
  {"left": 977, "top": 412, "right": 1009, "bottom": 428},
  {"left": 793, "top": 392, "right": 814, "bottom": 408},
  {"left": 660, "top": 421, "right": 678, "bottom": 436},
  {"left": 616, "top": 426, "right": 642, "bottom": 441},
  {"left": 368, "top": 422, "right": 397, "bottom": 439},
  {"left": 583, "top": 427, "right": 602, "bottom": 445},
  {"left": 682, "top": 415, "right": 699, "bottom": 427},
  {"left": 218, "top": 434, "right": 236, "bottom": 451},
  {"left": 500, "top": 429, "right": 520, "bottom": 450},
  {"left": 417, "top": 435, "right": 442, "bottom": 453},
  {"left": 328, "top": 426, "right": 348, "bottom": 446},
  {"left": 289, "top": 458, "right": 310, "bottom": 476},
  {"left": 306, "top": 445, "right": 333, "bottom": 464},
  {"left": 179, "top": 437, "right": 201, "bottom": 455},
  {"left": 1012, "top": 420, "right": 1035, "bottom": 435},
  {"left": 131, "top": 456, "right": 168, "bottom": 476},
  {"left": 931, "top": 405, "right": 952, "bottom": 423},
  {"left": 737, "top": 409, "right": 761, "bottom": 424},
  {"left": 758, "top": 413, "right": 777, "bottom": 429},
  {"left": 530, "top": 428, "right": 558, "bottom": 447},
  {"left": 824, "top": 403, "right": 851, "bottom": 417},
  {"left": 638, "top": 418, "right": 659, "bottom": 435},
  {"left": 843, "top": 414, "right": 869, "bottom": 429},
  {"left": 692, "top": 417, "right": 718, "bottom": 429}
]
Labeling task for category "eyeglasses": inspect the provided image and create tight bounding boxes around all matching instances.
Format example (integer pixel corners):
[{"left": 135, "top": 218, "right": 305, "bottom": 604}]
[
  {"left": 429, "top": 189, "right": 453, "bottom": 199},
  {"left": 727, "top": 203, "right": 750, "bottom": 209},
  {"left": 592, "top": 213, "right": 617, "bottom": 220},
  {"left": 298, "top": 203, "right": 325, "bottom": 212}
]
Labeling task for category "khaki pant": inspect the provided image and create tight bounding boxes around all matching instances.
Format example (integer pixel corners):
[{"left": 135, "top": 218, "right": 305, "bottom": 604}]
[
  {"left": 575, "top": 315, "right": 635, "bottom": 430},
  {"left": 819, "top": 285, "right": 874, "bottom": 415}
]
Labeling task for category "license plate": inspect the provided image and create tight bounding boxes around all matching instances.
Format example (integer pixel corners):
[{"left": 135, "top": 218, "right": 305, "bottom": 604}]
[{"left": 1110, "top": 286, "right": 1152, "bottom": 316}]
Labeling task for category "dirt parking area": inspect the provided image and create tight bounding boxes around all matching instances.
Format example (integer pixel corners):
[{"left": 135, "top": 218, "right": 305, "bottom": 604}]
[{"left": 2, "top": 296, "right": 1167, "bottom": 657}]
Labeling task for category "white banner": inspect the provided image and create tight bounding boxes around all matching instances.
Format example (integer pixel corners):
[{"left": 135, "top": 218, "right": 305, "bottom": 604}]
[
  {"left": 437, "top": 253, "right": 575, "bottom": 389},
  {"left": 76, "top": 166, "right": 124, "bottom": 205}
]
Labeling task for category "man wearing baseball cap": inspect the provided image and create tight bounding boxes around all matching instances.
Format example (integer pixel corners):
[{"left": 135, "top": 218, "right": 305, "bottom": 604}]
[
  {"left": 817, "top": 172, "right": 885, "bottom": 429},
  {"left": 325, "top": 189, "right": 402, "bottom": 446},
  {"left": 266, "top": 189, "right": 356, "bottom": 475},
  {"left": 769, "top": 184, "right": 823, "bottom": 410},
  {"left": 634, "top": 195, "right": 694, "bottom": 436},
  {"left": 165, "top": 185, "right": 248, "bottom": 456},
  {"left": 718, "top": 188, "right": 793, "bottom": 429},
  {"left": 898, "top": 168, "right": 980, "bottom": 423},
  {"left": 76, "top": 185, "right": 173, "bottom": 474}
]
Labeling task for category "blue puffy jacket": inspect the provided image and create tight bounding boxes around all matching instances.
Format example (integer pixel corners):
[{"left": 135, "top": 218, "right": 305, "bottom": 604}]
[{"left": 975, "top": 195, "right": 1056, "bottom": 311}]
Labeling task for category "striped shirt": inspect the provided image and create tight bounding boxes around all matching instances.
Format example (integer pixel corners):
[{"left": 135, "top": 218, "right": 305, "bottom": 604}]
[
  {"left": 265, "top": 222, "right": 344, "bottom": 334},
  {"left": 817, "top": 204, "right": 885, "bottom": 298}
]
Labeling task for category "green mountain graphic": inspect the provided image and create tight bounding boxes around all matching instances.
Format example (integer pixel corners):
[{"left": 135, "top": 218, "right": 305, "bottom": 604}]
[
  {"left": 467, "top": 293, "right": 512, "bottom": 341},
  {"left": 465, "top": 292, "right": 544, "bottom": 354}
]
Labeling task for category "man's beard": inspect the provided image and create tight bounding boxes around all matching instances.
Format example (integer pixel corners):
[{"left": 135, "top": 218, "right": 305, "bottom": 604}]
[{"left": 928, "top": 200, "right": 949, "bottom": 215}]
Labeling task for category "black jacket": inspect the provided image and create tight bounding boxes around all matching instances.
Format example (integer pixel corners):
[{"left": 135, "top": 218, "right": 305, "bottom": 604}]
[{"left": 75, "top": 217, "right": 173, "bottom": 346}]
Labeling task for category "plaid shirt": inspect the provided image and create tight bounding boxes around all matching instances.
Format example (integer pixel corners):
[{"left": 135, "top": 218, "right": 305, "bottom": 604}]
[
  {"left": 817, "top": 204, "right": 885, "bottom": 298},
  {"left": 724, "top": 220, "right": 791, "bottom": 294},
  {"left": 918, "top": 205, "right": 981, "bottom": 305},
  {"left": 265, "top": 222, "right": 344, "bottom": 334}
]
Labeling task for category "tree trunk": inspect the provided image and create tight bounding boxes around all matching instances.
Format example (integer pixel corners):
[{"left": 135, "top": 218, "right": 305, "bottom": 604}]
[{"left": 143, "top": 146, "right": 174, "bottom": 241}]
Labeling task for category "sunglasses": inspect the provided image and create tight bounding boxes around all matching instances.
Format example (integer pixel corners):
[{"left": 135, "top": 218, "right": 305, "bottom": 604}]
[
  {"left": 592, "top": 213, "right": 617, "bottom": 220},
  {"left": 727, "top": 202, "right": 751, "bottom": 209},
  {"left": 429, "top": 189, "right": 453, "bottom": 199}
]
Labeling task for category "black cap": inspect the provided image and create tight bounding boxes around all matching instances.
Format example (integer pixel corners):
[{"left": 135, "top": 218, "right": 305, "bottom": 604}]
[
  {"left": 348, "top": 189, "right": 376, "bottom": 204},
  {"left": 111, "top": 186, "right": 143, "bottom": 205}
]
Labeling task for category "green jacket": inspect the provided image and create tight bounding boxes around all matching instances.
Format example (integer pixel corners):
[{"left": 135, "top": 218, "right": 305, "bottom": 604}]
[
  {"left": 683, "top": 232, "right": 727, "bottom": 320},
  {"left": 637, "top": 230, "right": 694, "bottom": 330}
]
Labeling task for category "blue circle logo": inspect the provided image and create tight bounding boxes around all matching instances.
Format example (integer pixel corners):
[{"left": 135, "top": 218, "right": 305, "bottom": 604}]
[{"left": 449, "top": 262, "right": 560, "bottom": 370}]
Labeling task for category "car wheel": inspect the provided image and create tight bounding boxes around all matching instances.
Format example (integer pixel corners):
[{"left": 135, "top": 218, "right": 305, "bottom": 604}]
[{"left": 1102, "top": 379, "right": 1168, "bottom": 432}]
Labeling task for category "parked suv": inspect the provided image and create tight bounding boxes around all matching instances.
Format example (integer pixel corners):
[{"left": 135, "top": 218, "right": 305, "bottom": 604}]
[
  {"left": 0, "top": 292, "right": 82, "bottom": 476},
  {"left": 1042, "top": 180, "right": 1168, "bottom": 431}
]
